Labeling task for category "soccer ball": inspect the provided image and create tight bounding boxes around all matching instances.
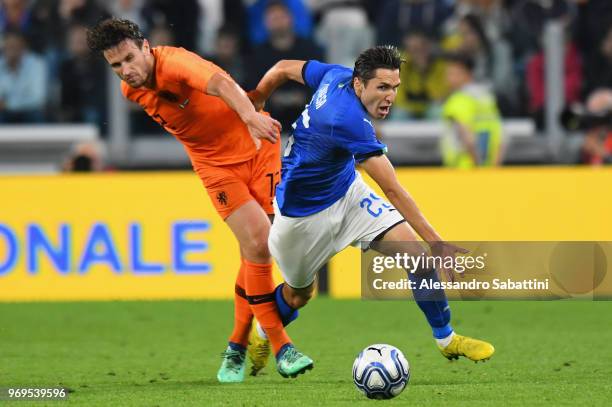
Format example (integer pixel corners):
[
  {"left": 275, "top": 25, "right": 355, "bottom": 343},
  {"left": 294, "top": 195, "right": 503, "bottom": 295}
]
[{"left": 352, "top": 344, "right": 410, "bottom": 399}]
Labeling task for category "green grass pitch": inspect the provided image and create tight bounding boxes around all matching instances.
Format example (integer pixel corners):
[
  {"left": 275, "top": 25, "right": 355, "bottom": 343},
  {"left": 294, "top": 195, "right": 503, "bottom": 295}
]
[{"left": 1, "top": 298, "right": 610, "bottom": 406}]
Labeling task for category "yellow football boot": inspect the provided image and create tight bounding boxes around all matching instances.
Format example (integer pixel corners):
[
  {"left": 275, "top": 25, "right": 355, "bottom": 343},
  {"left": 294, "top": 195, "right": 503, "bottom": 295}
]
[
  {"left": 247, "top": 322, "right": 271, "bottom": 376},
  {"left": 439, "top": 334, "right": 495, "bottom": 362}
]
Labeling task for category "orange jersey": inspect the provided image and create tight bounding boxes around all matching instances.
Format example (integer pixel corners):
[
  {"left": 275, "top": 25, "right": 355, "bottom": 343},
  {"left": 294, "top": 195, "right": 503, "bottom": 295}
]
[{"left": 121, "top": 46, "right": 257, "bottom": 167}]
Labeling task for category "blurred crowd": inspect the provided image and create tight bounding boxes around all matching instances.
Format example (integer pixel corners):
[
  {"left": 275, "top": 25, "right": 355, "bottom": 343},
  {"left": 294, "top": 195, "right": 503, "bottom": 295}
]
[{"left": 1, "top": 0, "right": 612, "bottom": 165}]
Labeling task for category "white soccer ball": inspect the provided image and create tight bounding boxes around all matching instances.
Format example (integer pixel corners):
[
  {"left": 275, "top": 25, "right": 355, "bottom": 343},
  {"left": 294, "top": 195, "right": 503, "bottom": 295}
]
[{"left": 352, "top": 344, "right": 410, "bottom": 400}]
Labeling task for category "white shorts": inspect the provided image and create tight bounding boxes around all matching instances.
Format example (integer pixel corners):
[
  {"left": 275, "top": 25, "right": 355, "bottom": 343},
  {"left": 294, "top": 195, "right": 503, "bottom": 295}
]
[{"left": 269, "top": 172, "right": 405, "bottom": 288}]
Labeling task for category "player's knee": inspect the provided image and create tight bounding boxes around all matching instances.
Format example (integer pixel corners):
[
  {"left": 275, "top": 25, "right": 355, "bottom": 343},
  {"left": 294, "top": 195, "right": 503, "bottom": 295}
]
[
  {"left": 252, "top": 235, "right": 270, "bottom": 256},
  {"left": 242, "top": 234, "right": 271, "bottom": 261}
]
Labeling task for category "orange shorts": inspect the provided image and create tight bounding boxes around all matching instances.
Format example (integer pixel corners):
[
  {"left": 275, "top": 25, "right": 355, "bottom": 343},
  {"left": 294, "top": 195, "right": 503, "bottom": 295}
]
[{"left": 196, "top": 140, "right": 282, "bottom": 220}]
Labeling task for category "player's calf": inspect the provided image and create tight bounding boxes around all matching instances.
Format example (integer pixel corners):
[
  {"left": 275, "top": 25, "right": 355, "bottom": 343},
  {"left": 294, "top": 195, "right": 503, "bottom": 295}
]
[{"left": 251, "top": 283, "right": 302, "bottom": 343}]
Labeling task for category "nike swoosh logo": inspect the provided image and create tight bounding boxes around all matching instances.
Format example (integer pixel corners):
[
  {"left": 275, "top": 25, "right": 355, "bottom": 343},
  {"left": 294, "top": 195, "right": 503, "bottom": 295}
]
[
  {"left": 179, "top": 98, "right": 190, "bottom": 109},
  {"left": 250, "top": 297, "right": 269, "bottom": 304},
  {"left": 363, "top": 118, "right": 374, "bottom": 128}
]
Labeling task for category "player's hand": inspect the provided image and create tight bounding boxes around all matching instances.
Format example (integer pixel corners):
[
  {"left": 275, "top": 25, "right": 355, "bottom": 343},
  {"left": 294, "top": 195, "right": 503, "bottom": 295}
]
[
  {"left": 247, "top": 90, "right": 266, "bottom": 112},
  {"left": 429, "top": 242, "right": 469, "bottom": 282},
  {"left": 244, "top": 111, "right": 281, "bottom": 148}
]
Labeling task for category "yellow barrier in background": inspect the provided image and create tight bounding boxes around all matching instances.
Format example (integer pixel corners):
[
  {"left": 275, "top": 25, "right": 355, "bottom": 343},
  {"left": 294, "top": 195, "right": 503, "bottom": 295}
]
[
  {"left": 1, "top": 168, "right": 611, "bottom": 301},
  {"left": 0, "top": 173, "right": 260, "bottom": 301},
  {"left": 330, "top": 167, "right": 612, "bottom": 298}
]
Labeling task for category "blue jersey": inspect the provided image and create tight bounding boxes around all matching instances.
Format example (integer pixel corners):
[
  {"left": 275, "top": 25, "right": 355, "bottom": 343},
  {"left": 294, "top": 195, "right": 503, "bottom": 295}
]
[{"left": 276, "top": 60, "right": 387, "bottom": 217}]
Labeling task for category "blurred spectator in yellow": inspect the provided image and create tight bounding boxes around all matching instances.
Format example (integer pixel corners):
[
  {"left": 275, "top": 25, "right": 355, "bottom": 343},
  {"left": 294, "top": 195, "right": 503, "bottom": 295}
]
[
  {"left": 580, "top": 89, "right": 612, "bottom": 165},
  {"left": 246, "top": 0, "right": 322, "bottom": 130},
  {"left": 445, "top": 13, "right": 517, "bottom": 115},
  {"left": 392, "top": 30, "right": 449, "bottom": 120},
  {"left": 58, "top": 23, "right": 107, "bottom": 132},
  {"left": 206, "top": 24, "right": 245, "bottom": 86},
  {"left": 441, "top": 53, "right": 504, "bottom": 168},
  {"left": 0, "top": 30, "right": 48, "bottom": 123}
]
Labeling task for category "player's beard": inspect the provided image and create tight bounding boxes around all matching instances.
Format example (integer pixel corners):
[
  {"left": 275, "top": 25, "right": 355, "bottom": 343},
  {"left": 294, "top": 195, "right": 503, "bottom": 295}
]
[{"left": 124, "top": 72, "right": 148, "bottom": 88}]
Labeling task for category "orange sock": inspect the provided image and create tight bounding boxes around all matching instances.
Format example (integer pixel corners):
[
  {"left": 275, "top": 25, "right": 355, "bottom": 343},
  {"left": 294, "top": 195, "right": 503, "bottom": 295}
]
[
  {"left": 244, "top": 259, "right": 291, "bottom": 354},
  {"left": 228, "top": 259, "right": 253, "bottom": 348}
]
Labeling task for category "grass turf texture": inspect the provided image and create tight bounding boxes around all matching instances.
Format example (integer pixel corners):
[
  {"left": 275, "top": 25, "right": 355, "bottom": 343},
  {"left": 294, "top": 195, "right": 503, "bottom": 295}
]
[{"left": 1, "top": 299, "right": 610, "bottom": 406}]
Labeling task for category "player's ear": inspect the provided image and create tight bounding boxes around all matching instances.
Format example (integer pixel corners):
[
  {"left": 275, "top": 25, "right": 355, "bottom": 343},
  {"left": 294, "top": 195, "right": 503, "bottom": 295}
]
[
  {"left": 353, "top": 77, "right": 364, "bottom": 97},
  {"left": 142, "top": 39, "right": 150, "bottom": 54}
]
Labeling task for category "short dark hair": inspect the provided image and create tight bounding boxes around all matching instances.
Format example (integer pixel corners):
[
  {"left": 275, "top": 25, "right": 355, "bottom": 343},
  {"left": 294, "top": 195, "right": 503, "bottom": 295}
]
[
  {"left": 72, "top": 155, "right": 94, "bottom": 172},
  {"left": 443, "top": 52, "right": 476, "bottom": 73},
  {"left": 87, "top": 18, "right": 145, "bottom": 54},
  {"left": 266, "top": 0, "right": 288, "bottom": 11},
  {"left": 353, "top": 45, "right": 402, "bottom": 84}
]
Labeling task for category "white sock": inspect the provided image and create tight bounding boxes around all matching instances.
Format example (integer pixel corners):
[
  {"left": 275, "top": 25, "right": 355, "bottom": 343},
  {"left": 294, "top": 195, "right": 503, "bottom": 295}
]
[
  {"left": 256, "top": 321, "right": 268, "bottom": 340},
  {"left": 435, "top": 331, "right": 455, "bottom": 348}
]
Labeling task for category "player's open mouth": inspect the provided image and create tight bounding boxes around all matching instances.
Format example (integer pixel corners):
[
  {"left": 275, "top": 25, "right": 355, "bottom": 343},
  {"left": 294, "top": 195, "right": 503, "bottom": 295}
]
[{"left": 379, "top": 106, "right": 390, "bottom": 115}]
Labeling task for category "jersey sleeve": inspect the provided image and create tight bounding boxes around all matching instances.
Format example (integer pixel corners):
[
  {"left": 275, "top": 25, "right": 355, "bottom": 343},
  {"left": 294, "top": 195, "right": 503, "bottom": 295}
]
[
  {"left": 302, "top": 60, "right": 349, "bottom": 90},
  {"left": 120, "top": 80, "right": 140, "bottom": 104},
  {"left": 160, "top": 47, "right": 224, "bottom": 92},
  {"left": 120, "top": 81, "right": 130, "bottom": 99},
  {"left": 335, "top": 109, "right": 387, "bottom": 162}
]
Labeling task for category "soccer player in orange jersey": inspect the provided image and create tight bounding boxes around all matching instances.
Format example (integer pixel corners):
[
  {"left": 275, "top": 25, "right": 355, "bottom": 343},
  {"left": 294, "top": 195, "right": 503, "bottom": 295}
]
[{"left": 87, "top": 18, "right": 313, "bottom": 382}]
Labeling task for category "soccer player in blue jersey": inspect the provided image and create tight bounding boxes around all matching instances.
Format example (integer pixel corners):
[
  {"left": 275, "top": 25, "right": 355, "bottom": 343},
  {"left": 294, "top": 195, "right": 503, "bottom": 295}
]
[{"left": 247, "top": 46, "right": 494, "bottom": 374}]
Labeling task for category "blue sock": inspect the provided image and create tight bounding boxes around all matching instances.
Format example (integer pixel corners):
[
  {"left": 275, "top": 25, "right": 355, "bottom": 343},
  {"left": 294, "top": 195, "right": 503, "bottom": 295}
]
[
  {"left": 408, "top": 268, "right": 453, "bottom": 339},
  {"left": 228, "top": 342, "right": 246, "bottom": 353},
  {"left": 276, "top": 343, "right": 293, "bottom": 361},
  {"left": 275, "top": 284, "right": 299, "bottom": 326}
]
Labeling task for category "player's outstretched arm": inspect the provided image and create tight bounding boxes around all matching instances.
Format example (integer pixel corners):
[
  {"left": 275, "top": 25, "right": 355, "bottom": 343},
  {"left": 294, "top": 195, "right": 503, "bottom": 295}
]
[
  {"left": 360, "top": 154, "right": 467, "bottom": 281},
  {"left": 206, "top": 72, "right": 281, "bottom": 147},
  {"left": 360, "top": 154, "right": 441, "bottom": 243},
  {"left": 249, "top": 60, "right": 306, "bottom": 110}
]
